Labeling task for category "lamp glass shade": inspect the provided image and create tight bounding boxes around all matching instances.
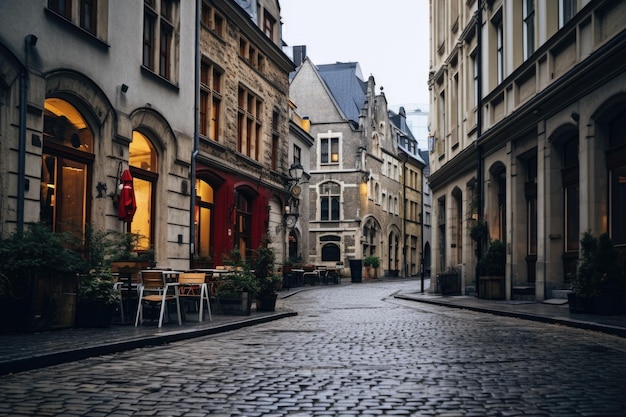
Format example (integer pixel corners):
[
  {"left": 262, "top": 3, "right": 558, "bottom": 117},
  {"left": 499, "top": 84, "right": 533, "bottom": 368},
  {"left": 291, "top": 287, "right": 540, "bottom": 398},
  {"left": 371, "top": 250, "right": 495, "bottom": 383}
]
[{"left": 289, "top": 163, "right": 304, "bottom": 181}]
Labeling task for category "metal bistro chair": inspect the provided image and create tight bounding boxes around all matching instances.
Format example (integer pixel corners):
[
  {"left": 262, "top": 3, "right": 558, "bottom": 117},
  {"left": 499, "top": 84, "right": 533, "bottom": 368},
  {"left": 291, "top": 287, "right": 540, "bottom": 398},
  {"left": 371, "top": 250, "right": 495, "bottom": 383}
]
[
  {"left": 135, "top": 270, "right": 181, "bottom": 328},
  {"left": 178, "top": 272, "right": 212, "bottom": 323}
]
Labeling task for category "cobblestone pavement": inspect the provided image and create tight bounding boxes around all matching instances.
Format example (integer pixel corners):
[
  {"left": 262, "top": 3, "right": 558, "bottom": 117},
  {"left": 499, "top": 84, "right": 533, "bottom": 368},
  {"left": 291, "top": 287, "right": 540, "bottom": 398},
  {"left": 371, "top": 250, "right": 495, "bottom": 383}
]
[{"left": 1, "top": 281, "right": 626, "bottom": 416}]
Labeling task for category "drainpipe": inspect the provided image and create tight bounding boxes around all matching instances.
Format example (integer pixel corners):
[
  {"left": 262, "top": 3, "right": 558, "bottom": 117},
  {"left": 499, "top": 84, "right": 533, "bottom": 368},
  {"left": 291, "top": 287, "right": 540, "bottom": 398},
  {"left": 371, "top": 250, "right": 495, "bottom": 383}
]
[
  {"left": 18, "top": 34, "right": 38, "bottom": 237},
  {"left": 189, "top": 0, "right": 200, "bottom": 267},
  {"left": 475, "top": 2, "right": 484, "bottom": 295}
]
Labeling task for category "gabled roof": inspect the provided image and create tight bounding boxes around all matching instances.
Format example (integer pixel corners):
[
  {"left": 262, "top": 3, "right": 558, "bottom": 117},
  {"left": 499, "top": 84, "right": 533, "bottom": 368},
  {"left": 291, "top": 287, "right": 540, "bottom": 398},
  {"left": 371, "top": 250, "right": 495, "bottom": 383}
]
[{"left": 317, "top": 62, "right": 367, "bottom": 124}]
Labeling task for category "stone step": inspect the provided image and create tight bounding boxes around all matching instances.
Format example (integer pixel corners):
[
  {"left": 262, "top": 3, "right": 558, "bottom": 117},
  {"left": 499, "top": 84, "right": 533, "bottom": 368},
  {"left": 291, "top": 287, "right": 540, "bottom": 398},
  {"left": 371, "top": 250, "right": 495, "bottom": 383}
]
[{"left": 551, "top": 289, "right": 572, "bottom": 299}]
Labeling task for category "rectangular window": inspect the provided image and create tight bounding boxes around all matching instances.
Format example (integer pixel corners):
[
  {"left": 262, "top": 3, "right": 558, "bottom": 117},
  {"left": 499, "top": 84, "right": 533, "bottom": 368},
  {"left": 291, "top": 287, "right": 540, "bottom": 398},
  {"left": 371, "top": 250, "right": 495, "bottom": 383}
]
[
  {"left": 143, "top": 8, "right": 156, "bottom": 69},
  {"left": 523, "top": 0, "right": 535, "bottom": 59},
  {"left": 200, "top": 61, "right": 222, "bottom": 140},
  {"left": 293, "top": 145, "right": 302, "bottom": 167},
  {"left": 472, "top": 52, "right": 478, "bottom": 107},
  {"left": 263, "top": 10, "right": 275, "bottom": 40},
  {"left": 202, "top": 0, "right": 224, "bottom": 35},
  {"left": 496, "top": 19, "right": 504, "bottom": 83},
  {"left": 143, "top": 0, "right": 177, "bottom": 81},
  {"left": 320, "top": 137, "right": 339, "bottom": 164},
  {"left": 559, "top": 0, "right": 576, "bottom": 28},
  {"left": 271, "top": 111, "right": 279, "bottom": 170},
  {"left": 80, "top": 0, "right": 97, "bottom": 34},
  {"left": 321, "top": 196, "right": 340, "bottom": 221},
  {"left": 237, "top": 86, "right": 263, "bottom": 161},
  {"left": 48, "top": 0, "right": 72, "bottom": 19}
]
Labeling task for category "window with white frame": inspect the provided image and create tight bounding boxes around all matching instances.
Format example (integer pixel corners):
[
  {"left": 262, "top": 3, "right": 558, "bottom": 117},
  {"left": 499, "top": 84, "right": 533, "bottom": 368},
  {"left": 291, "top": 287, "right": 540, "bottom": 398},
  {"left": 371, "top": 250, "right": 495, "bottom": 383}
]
[
  {"left": 320, "top": 182, "right": 340, "bottom": 221},
  {"left": 320, "top": 135, "right": 340, "bottom": 165}
]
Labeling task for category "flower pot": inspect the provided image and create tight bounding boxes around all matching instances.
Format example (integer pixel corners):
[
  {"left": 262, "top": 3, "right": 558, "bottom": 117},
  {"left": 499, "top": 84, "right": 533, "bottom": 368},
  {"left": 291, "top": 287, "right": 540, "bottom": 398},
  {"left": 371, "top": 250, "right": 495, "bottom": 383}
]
[
  {"left": 567, "top": 293, "right": 596, "bottom": 314},
  {"left": 75, "top": 303, "right": 115, "bottom": 328},
  {"left": 216, "top": 292, "right": 252, "bottom": 315},
  {"left": 256, "top": 293, "right": 278, "bottom": 312}
]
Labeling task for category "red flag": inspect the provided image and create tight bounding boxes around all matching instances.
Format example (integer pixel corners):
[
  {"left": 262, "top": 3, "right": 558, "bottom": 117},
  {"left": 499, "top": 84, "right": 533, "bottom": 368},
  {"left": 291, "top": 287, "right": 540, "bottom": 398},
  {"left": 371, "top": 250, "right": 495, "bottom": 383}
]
[{"left": 118, "top": 169, "right": 137, "bottom": 222}]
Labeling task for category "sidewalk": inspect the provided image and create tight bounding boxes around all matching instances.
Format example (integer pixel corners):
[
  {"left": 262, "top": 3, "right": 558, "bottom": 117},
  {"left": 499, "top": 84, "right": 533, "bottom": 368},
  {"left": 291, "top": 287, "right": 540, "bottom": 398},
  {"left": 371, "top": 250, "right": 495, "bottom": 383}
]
[
  {"left": 2, "top": 279, "right": 625, "bottom": 376},
  {"left": 394, "top": 290, "right": 626, "bottom": 338}
]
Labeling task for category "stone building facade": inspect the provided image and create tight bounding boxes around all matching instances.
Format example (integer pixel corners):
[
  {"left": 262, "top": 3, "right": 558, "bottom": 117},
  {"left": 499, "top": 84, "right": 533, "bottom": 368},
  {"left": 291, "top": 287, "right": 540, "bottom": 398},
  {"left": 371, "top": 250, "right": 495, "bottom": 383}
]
[
  {"left": 193, "top": 0, "right": 295, "bottom": 267},
  {"left": 0, "top": 0, "right": 295, "bottom": 271},
  {"left": 0, "top": 0, "right": 196, "bottom": 270},
  {"left": 290, "top": 58, "right": 424, "bottom": 276},
  {"left": 428, "top": 0, "right": 626, "bottom": 299}
]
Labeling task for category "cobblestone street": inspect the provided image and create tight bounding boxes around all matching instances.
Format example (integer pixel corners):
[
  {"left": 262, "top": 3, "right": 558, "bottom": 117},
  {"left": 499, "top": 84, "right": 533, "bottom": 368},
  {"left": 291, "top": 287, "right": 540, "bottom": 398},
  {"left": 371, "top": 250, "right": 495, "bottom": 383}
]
[{"left": 1, "top": 281, "right": 626, "bottom": 416}]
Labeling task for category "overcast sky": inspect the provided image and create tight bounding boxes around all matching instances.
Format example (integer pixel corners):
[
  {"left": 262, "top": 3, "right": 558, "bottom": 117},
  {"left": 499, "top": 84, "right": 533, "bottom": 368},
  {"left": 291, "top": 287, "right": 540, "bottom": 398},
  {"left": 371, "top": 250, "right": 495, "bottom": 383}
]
[{"left": 280, "top": 0, "right": 430, "bottom": 109}]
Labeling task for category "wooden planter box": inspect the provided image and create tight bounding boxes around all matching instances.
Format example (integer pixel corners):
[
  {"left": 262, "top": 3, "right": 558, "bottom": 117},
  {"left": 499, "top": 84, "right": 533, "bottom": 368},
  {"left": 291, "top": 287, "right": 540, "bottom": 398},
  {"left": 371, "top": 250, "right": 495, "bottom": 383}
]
[
  {"left": 479, "top": 276, "right": 505, "bottom": 300},
  {"left": 437, "top": 272, "right": 461, "bottom": 295}
]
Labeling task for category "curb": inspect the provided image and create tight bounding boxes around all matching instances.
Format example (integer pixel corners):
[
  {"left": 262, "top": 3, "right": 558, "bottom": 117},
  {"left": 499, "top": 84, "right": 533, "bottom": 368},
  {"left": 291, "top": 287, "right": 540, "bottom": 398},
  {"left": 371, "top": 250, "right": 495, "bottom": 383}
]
[
  {"left": 394, "top": 294, "right": 626, "bottom": 339},
  {"left": 0, "top": 311, "right": 297, "bottom": 376}
]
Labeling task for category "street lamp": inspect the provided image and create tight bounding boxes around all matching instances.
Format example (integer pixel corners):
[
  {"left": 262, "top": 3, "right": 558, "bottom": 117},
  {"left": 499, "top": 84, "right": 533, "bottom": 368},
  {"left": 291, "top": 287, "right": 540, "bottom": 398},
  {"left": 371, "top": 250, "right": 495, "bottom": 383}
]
[{"left": 284, "top": 163, "right": 304, "bottom": 228}]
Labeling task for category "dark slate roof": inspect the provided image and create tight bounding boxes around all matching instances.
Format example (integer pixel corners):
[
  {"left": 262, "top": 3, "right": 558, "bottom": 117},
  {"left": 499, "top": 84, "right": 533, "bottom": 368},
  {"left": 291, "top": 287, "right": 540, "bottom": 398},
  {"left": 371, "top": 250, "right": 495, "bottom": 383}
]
[
  {"left": 317, "top": 62, "right": 367, "bottom": 123},
  {"left": 388, "top": 109, "right": 416, "bottom": 142}
]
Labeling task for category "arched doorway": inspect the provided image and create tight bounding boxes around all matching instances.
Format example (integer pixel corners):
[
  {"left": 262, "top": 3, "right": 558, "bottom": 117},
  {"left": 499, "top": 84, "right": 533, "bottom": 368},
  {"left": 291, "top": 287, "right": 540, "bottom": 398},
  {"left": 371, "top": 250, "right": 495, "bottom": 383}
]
[{"left": 41, "top": 98, "right": 94, "bottom": 241}]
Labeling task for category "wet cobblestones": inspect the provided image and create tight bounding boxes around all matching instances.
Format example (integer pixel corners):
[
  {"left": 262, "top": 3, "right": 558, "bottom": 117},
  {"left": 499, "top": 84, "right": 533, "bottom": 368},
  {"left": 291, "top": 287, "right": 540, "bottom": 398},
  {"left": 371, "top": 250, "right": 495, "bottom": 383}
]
[{"left": 1, "top": 281, "right": 625, "bottom": 416}]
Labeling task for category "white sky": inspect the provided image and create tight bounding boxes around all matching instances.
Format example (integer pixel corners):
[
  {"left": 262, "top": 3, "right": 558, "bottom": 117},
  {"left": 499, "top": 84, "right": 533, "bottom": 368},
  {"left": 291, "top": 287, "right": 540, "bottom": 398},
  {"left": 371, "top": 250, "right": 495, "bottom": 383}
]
[{"left": 280, "top": 0, "right": 431, "bottom": 109}]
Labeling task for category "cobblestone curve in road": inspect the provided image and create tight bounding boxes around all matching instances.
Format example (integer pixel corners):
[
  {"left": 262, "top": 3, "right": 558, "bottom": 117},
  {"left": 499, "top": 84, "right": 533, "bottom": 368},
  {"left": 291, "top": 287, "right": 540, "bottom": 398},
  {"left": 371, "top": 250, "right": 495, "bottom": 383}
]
[{"left": 1, "top": 280, "right": 625, "bottom": 416}]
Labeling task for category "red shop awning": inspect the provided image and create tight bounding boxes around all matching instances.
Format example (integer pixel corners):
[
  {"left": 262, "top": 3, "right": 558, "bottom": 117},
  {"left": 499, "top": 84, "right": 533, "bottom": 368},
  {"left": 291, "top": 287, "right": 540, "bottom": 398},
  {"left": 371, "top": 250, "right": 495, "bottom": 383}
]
[{"left": 118, "top": 169, "right": 137, "bottom": 223}]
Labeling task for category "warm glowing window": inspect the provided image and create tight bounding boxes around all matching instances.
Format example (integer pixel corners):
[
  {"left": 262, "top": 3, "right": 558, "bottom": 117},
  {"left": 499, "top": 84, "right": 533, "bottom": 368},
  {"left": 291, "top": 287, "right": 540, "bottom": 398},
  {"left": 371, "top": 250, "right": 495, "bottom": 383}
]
[
  {"left": 129, "top": 131, "right": 158, "bottom": 250},
  {"left": 41, "top": 98, "right": 94, "bottom": 241}
]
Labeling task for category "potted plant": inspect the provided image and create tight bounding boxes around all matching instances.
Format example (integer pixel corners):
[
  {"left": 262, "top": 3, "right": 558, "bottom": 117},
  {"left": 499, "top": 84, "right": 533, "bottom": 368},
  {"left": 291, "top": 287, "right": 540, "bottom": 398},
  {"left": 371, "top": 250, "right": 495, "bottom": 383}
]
[
  {"left": 478, "top": 239, "right": 506, "bottom": 299},
  {"left": 252, "top": 236, "right": 283, "bottom": 311},
  {"left": 437, "top": 267, "right": 460, "bottom": 295},
  {"left": 0, "top": 223, "right": 84, "bottom": 332},
  {"left": 215, "top": 249, "right": 259, "bottom": 315},
  {"left": 363, "top": 255, "right": 380, "bottom": 279},
  {"left": 569, "top": 232, "right": 625, "bottom": 314},
  {"left": 75, "top": 267, "right": 120, "bottom": 327}
]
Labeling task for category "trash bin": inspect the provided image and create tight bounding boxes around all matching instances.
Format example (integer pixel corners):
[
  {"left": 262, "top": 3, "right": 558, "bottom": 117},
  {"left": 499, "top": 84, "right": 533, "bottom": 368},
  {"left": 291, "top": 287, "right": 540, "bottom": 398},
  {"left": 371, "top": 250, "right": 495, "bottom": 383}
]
[{"left": 349, "top": 259, "right": 362, "bottom": 283}]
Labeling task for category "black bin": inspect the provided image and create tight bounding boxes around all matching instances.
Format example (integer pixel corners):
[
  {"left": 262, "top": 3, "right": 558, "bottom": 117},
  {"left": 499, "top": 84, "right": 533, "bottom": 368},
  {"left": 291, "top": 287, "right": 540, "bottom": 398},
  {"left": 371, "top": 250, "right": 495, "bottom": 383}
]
[{"left": 349, "top": 259, "right": 363, "bottom": 283}]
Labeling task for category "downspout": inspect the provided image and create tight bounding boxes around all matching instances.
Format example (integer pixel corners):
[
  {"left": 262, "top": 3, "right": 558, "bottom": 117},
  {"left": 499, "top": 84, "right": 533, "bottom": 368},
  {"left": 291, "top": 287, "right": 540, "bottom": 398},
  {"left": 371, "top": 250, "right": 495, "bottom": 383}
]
[
  {"left": 18, "top": 35, "right": 37, "bottom": 237},
  {"left": 189, "top": 0, "right": 200, "bottom": 267},
  {"left": 475, "top": 2, "right": 484, "bottom": 294},
  {"left": 17, "top": 68, "right": 27, "bottom": 237},
  {"left": 402, "top": 156, "right": 407, "bottom": 278}
]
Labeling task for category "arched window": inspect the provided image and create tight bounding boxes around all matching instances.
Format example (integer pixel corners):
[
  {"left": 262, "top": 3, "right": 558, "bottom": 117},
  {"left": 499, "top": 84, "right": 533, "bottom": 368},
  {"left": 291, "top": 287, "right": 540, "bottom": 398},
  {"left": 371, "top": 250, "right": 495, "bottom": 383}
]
[
  {"left": 321, "top": 243, "right": 340, "bottom": 262},
  {"left": 195, "top": 179, "right": 215, "bottom": 261},
  {"left": 41, "top": 98, "right": 94, "bottom": 240},
  {"left": 130, "top": 131, "right": 158, "bottom": 250}
]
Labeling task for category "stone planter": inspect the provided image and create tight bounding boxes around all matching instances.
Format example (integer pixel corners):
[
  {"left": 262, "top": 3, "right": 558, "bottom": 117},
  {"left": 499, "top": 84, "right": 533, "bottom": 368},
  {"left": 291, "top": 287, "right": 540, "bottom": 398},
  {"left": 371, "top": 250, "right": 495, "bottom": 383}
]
[{"left": 216, "top": 292, "right": 252, "bottom": 315}]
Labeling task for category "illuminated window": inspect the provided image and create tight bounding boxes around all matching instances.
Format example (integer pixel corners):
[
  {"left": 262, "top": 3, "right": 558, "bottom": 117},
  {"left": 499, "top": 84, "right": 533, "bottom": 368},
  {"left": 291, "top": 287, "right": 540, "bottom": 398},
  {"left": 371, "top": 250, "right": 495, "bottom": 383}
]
[
  {"left": 130, "top": 131, "right": 158, "bottom": 250},
  {"left": 41, "top": 98, "right": 94, "bottom": 241}
]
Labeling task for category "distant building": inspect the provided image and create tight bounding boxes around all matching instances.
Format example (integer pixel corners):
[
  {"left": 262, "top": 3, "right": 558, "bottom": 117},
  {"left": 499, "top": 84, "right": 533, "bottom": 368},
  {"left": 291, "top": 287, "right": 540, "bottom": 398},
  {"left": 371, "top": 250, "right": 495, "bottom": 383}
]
[
  {"left": 428, "top": 0, "right": 626, "bottom": 300},
  {"left": 290, "top": 57, "right": 425, "bottom": 277},
  {"left": 194, "top": 0, "right": 294, "bottom": 266}
]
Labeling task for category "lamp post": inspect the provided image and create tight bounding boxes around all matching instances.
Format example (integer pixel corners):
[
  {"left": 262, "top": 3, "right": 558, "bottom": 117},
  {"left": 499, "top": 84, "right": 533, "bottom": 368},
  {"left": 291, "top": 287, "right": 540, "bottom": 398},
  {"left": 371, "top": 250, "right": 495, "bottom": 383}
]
[{"left": 285, "top": 163, "right": 303, "bottom": 226}]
